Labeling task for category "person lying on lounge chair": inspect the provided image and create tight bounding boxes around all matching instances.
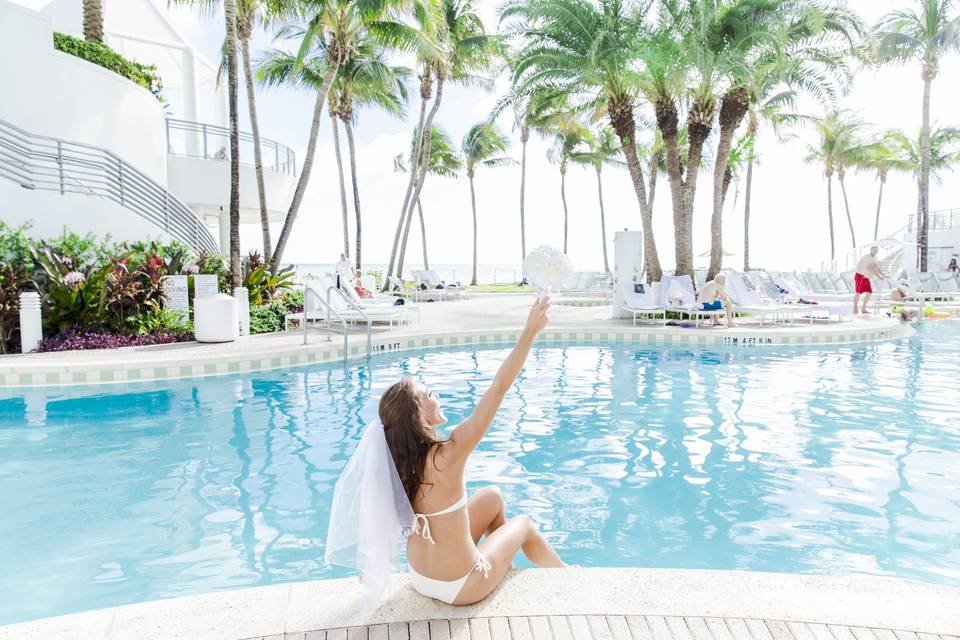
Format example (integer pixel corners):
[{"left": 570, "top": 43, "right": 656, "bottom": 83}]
[
  {"left": 889, "top": 280, "right": 916, "bottom": 321},
  {"left": 697, "top": 274, "right": 734, "bottom": 328}
]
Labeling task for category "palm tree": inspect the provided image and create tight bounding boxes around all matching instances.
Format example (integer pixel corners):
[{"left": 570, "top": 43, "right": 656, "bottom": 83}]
[
  {"left": 793, "top": 110, "right": 874, "bottom": 262},
  {"left": 506, "top": 0, "right": 663, "bottom": 281},
  {"left": 333, "top": 40, "right": 411, "bottom": 269},
  {"left": 224, "top": 0, "right": 242, "bottom": 288},
  {"left": 547, "top": 121, "right": 589, "bottom": 255},
  {"left": 269, "top": 0, "right": 404, "bottom": 274},
  {"left": 855, "top": 134, "right": 911, "bottom": 242},
  {"left": 328, "top": 92, "right": 351, "bottom": 259},
  {"left": 462, "top": 123, "right": 513, "bottom": 286},
  {"left": 571, "top": 127, "right": 624, "bottom": 274},
  {"left": 83, "top": 0, "right": 104, "bottom": 42},
  {"left": 237, "top": 0, "right": 289, "bottom": 264},
  {"left": 872, "top": 0, "right": 960, "bottom": 271},
  {"left": 383, "top": 0, "right": 498, "bottom": 287},
  {"left": 394, "top": 125, "right": 463, "bottom": 270}
]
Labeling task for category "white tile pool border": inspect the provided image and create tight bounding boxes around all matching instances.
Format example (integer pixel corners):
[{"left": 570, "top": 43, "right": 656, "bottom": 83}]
[
  {"left": 0, "top": 321, "right": 913, "bottom": 388},
  {"left": 1, "top": 568, "right": 958, "bottom": 640}
]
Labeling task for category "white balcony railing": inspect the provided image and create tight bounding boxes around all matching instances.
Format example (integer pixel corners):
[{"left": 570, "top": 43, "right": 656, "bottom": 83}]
[
  {"left": 907, "top": 208, "right": 960, "bottom": 233},
  {"left": 165, "top": 118, "right": 296, "bottom": 175}
]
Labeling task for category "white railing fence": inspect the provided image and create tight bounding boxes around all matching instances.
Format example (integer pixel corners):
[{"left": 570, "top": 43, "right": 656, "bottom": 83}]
[{"left": 165, "top": 118, "right": 296, "bottom": 175}]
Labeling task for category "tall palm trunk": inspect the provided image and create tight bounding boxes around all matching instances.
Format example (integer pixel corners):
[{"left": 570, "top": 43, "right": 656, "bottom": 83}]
[
  {"left": 384, "top": 77, "right": 430, "bottom": 289},
  {"left": 873, "top": 173, "right": 886, "bottom": 242},
  {"left": 609, "top": 101, "right": 661, "bottom": 281},
  {"left": 223, "top": 0, "right": 241, "bottom": 288},
  {"left": 397, "top": 76, "right": 445, "bottom": 279},
  {"left": 677, "top": 98, "right": 715, "bottom": 278},
  {"left": 826, "top": 173, "right": 836, "bottom": 262},
  {"left": 560, "top": 165, "right": 569, "bottom": 254},
  {"left": 83, "top": 0, "right": 104, "bottom": 43},
  {"left": 343, "top": 118, "right": 363, "bottom": 270},
  {"left": 519, "top": 126, "right": 529, "bottom": 263},
  {"left": 596, "top": 167, "right": 609, "bottom": 273},
  {"left": 918, "top": 64, "right": 933, "bottom": 271},
  {"left": 743, "top": 153, "right": 754, "bottom": 272},
  {"left": 469, "top": 172, "right": 478, "bottom": 286},
  {"left": 837, "top": 170, "right": 857, "bottom": 248},
  {"left": 418, "top": 199, "right": 429, "bottom": 270},
  {"left": 708, "top": 88, "right": 749, "bottom": 281},
  {"left": 271, "top": 60, "right": 340, "bottom": 274},
  {"left": 647, "top": 150, "right": 661, "bottom": 211},
  {"left": 330, "top": 113, "right": 350, "bottom": 257},
  {"left": 240, "top": 34, "right": 271, "bottom": 263}
]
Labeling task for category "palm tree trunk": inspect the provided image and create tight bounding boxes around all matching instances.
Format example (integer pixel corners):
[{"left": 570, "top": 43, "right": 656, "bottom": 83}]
[
  {"left": 343, "top": 118, "right": 363, "bottom": 270},
  {"left": 397, "top": 76, "right": 445, "bottom": 280},
  {"left": 560, "top": 166, "right": 569, "bottom": 254},
  {"left": 708, "top": 88, "right": 749, "bottom": 282},
  {"left": 418, "top": 199, "right": 429, "bottom": 270},
  {"left": 873, "top": 176, "right": 885, "bottom": 242},
  {"left": 271, "top": 61, "right": 340, "bottom": 274},
  {"left": 918, "top": 70, "right": 932, "bottom": 271},
  {"left": 469, "top": 174, "right": 478, "bottom": 286},
  {"left": 609, "top": 103, "right": 661, "bottom": 281},
  {"left": 596, "top": 168, "right": 609, "bottom": 273},
  {"left": 240, "top": 35, "right": 271, "bottom": 264},
  {"left": 647, "top": 150, "right": 661, "bottom": 211},
  {"left": 655, "top": 99, "right": 688, "bottom": 278},
  {"left": 384, "top": 78, "right": 430, "bottom": 289},
  {"left": 331, "top": 114, "right": 350, "bottom": 258},
  {"left": 678, "top": 99, "right": 715, "bottom": 278},
  {"left": 520, "top": 128, "right": 528, "bottom": 263},
  {"left": 827, "top": 175, "right": 836, "bottom": 263},
  {"left": 838, "top": 173, "right": 857, "bottom": 248},
  {"left": 223, "top": 0, "right": 241, "bottom": 288},
  {"left": 83, "top": 0, "right": 104, "bottom": 43},
  {"left": 743, "top": 154, "right": 754, "bottom": 272}
]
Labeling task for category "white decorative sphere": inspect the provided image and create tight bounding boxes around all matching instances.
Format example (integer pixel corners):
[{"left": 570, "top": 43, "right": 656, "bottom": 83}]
[{"left": 523, "top": 245, "right": 573, "bottom": 291}]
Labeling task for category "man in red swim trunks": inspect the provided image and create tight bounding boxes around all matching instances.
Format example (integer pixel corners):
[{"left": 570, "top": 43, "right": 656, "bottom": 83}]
[{"left": 854, "top": 246, "right": 887, "bottom": 315}]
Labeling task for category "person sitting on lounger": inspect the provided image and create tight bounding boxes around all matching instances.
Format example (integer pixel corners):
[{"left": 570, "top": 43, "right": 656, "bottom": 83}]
[
  {"left": 353, "top": 268, "right": 373, "bottom": 298},
  {"left": 697, "top": 274, "right": 734, "bottom": 328},
  {"left": 854, "top": 246, "right": 888, "bottom": 315}
]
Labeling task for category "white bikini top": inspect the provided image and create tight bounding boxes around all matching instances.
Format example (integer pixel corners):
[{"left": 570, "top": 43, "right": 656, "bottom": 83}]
[{"left": 413, "top": 491, "right": 467, "bottom": 545}]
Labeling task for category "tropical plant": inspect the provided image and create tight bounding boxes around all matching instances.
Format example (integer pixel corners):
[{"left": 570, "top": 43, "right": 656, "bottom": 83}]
[
  {"left": 0, "top": 263, "right": 30, "bottom": 354},
  {"left": 83, "top": 0, "right": 104, "bottom": 43},
  {"left": 462, "top": 122, "right": 513, "bottom": 286},
  {"left": 242, "top": 250, "right": 296, "bottom": 305},
  {"left": 29, "top": 244, "right": 116, "bottom": 334},
  {"left": 384, "top": 0, "right": 499, "bottom": 287},
  {"left": 36, "top": 328, "right": 191, "bottom": 352},
  {"left": 854, "top": 133, "right": 912, "bottom": 242},
  {"left": 506, "top": 0, "right": 663, "bottom": 280},
  {"left": 546, "top": 120, "right": 589, "bottom": 256},
  {"left": 394, "top": 125, "right": 463, "bottom": 270},
  {"left": 127, "top": 302, "right": 192, "bottom": 336},
  {"left": 249, "top": 299, "right": 288, "bottom": 334},
  {"left": 792, "top": 110, "right": 875, "bottom": 261},
  {"left": 571, "top": 127, "right": 624, "bottom": 273},
  {"left": 871, "top": 0, "right": 960, "bottom": 271},
  {"left": 269, "top": 0, "right": 406, "bottom": 275},
  {"left": 53, "top": 33, "right": 163, "bottom": 99}
]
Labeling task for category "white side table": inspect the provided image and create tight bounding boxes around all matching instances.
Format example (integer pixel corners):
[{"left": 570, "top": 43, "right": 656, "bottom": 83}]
[{"left": 194, "top": 294, "right": 239, "bottom": 343}]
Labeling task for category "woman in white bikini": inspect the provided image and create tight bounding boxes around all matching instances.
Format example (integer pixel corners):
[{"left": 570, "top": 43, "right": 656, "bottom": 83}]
[{"left": 326, "top": 297, "right": 565, "bottom": 612}]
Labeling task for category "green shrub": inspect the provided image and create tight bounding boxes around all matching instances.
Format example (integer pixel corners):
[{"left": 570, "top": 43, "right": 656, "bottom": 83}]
[
  {"left": 127, "top": 301, "right": 192, "bottom": 335},
  {"left": 53, "top": 33, "right": 163, "bottom": 100},
  {"left": 242, "top": 250, "right": 295, "bottom": 305},
  {"left": 281, "top": 289, "right": 303, "bottom": 312},
  {"left": 249, "top": 301, "right": 287, "bottom": 334}
]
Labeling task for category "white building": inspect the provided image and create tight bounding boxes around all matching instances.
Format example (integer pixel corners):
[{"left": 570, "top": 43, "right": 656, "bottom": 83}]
[{"left": 0, "top": 0, "right": 295, "bottom": 255}]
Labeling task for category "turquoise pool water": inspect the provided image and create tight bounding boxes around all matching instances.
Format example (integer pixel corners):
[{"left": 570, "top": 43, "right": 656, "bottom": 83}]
[{"left": 1, "top": 324, "right": 959, "bottom": 625}]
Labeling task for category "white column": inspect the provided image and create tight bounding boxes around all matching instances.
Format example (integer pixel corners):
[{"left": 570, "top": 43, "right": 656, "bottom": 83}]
[
  {"left": 613, "top": 230, "right": 645, "bottom": 319},
  {"left": 19, "top": 291, "right": 42, "bottom": 353},
  {"left": 182, "top": 47, "right": 200, "bottom": 157},
  {"left": 234, "top": 287, "right": 250, "bottom": 336},
  {"left": 218, "top": 206, "right": 230, "bottom": 258}
]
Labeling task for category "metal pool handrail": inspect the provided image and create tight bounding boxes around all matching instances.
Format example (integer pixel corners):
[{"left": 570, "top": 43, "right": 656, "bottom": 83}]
[
  {"left": 0, "top": 117, "right": 219, "bottom": 253},
  {"left": 325, "top": 285, "right": 373, "bottom": 357},
  {"left": 303, "top": 282, "right": 348, "bottom": 361}
]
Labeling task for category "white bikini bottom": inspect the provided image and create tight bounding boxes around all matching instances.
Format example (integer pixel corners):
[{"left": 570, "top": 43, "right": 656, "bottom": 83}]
[{"left": 408, "top": 554, "right": 492, "bottom": 604}]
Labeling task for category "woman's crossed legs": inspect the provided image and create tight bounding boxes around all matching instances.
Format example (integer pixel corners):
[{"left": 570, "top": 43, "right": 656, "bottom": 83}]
[{"left": 454, "top": 485, "right": 566, "bottom": 605}]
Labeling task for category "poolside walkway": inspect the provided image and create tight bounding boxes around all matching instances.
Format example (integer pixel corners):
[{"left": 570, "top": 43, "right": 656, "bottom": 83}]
[
  {"left": 3, "top": 569, "right": 958, "bottom": 640},
  {"left": 0, "top": 294, "right": 912, "bottom": 388}
]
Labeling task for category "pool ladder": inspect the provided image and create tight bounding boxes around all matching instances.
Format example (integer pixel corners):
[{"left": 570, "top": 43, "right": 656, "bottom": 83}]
[{"left": 301, "top": 282, "right": 372, "bottom": 361}]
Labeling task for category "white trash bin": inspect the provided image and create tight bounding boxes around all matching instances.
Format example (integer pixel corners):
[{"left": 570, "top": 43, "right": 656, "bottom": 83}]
[{"left": 194, "top": 294, "right": 239, "bottom": 343}]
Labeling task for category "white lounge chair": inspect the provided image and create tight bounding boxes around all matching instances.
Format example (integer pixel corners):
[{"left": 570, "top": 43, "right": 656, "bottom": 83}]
[
  {"left": 725, "top": 272, "right": 813, "bottom": 326},
  {"left": 343, "top": 277, "right": 421, "bottom": 323},
  {"left": 618, "top": 282, "right": 665, "bottom": 325},
  {"left": 774, "top": 277, "right": 851, "bottom": 321},
  {"left": 660, "top": 274, "right": 727, "bottom": 327},
  {"left": 319, "top": 276, "right": 410, "bottom": 328}
]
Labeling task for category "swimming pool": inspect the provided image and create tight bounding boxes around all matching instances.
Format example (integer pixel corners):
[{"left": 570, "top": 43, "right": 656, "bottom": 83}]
[{"left": 1, "top": 323, "right": 958, "bottom": 625}]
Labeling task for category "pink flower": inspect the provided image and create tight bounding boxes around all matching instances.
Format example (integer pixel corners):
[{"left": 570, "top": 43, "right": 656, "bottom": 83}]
[
  {"left": 185, "top": 263, "right": 200, "bottom": 275},
  {"left": 64, "top": 271, "right": 86, "bottom": 287}
]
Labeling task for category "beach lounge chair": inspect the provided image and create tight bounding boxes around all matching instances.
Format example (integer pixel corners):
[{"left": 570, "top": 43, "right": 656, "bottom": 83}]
[
  {"left": 424, "top": 269, "right": 472, "bottom": 299},
  {"left": 725, "top": 272, "right": 812, "bottom": 326},
  {"left": 319, "top": 276, "right": 410, "bottom": 328},
  {"left": 343, "top": 277, "right": 422, "bottom": 323},
  {"left": 618, "top": 282, "right": 665, "bottom": 325},
  {"left": 773, "top": 277, "right": 851, "bottom": 321},
  {"left": 660, "top": 274, "right": 727, "bottom": 327}
]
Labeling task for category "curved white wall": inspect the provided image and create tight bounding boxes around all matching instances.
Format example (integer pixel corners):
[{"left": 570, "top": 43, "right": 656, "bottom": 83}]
[{"left": 0, "top": 1, "right": 168, "bottom": 184}]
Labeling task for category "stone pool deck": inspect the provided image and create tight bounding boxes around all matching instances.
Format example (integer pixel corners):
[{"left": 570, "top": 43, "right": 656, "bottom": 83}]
[
  {"left": 0, "top": 294, "right": 912, "bottom": 387},
  {"left": 2, "top": 569, "right": 957, "bottom": 640}
]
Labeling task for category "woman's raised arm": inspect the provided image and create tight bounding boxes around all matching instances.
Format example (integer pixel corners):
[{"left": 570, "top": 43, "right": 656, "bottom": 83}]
[{"left": 447, "top": 297, "right": 550, "bottom": 459}]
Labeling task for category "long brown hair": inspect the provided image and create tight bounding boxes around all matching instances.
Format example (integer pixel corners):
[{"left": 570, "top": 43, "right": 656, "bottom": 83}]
[{"left": 379, "top": 378, "right": 446, "bottom": 505}]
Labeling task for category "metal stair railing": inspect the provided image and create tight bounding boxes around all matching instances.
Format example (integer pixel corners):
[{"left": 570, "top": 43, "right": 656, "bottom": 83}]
[
  {"left": 0, "top": 118, "right": 219, "bottom": 253},
  {"left": 302, "top": 282, "right": 349, "bottom": 363},
  {"left": 325, "top": 284, "right": 373, "bottom": 357}
]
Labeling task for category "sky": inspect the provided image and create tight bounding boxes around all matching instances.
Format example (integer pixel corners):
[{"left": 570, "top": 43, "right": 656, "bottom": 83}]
[{"left": 20, "top": 0, "right": 960, "bottom": 271}]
